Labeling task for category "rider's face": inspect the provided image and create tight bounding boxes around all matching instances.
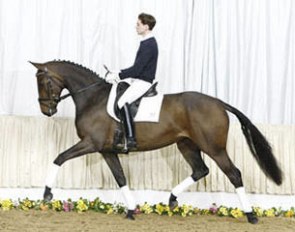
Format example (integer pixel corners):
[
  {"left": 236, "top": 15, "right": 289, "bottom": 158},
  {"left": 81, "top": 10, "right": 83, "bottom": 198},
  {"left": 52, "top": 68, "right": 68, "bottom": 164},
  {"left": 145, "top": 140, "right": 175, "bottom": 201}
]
[{"left": 136, "top": 19, "right": 149, "bottom": 36}]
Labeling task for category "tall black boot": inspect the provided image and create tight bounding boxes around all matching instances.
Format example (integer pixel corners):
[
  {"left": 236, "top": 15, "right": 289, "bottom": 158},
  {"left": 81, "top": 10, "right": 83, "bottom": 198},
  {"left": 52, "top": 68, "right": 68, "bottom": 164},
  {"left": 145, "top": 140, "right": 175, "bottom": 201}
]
[{"left": 120, "top": 103, "right": 137, "bottom": 149}]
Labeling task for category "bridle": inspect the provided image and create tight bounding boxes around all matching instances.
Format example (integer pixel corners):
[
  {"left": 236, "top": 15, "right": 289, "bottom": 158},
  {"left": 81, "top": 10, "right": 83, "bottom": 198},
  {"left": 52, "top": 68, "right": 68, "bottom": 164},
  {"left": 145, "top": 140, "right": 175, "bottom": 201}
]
[
  {"left": 36, "top": 69, "right": 102, "bottom": 111},
  {"left": 37, "top": 70, "right": 63, "bottom": 113}
]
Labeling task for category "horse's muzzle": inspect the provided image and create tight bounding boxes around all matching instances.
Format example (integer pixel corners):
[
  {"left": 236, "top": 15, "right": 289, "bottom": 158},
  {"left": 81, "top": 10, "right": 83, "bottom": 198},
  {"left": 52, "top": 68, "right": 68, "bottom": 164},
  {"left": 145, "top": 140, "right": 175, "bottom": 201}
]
[{"left": 42, "top": 107, "right": 57, "bottom": 117}]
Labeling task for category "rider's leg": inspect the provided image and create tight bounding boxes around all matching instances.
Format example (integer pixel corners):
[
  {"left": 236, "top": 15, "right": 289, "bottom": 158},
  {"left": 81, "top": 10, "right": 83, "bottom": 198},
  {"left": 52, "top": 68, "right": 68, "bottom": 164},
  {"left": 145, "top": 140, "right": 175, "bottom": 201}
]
[
  {"left": 117, "top": 79, "right": 152, "bottom": 108},
  {"left": 117, "top": 79, "right": 151, "bottom": 149},
  {"left": 120, "top": 103, "right": 137, "bottom": 148}
]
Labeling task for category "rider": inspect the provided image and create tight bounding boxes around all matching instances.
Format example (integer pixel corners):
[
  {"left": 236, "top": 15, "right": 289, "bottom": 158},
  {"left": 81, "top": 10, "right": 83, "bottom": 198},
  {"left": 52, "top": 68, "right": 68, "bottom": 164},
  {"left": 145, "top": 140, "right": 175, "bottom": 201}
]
[{"left": 105, "top": 13, "right": 158, "bottom": 150}]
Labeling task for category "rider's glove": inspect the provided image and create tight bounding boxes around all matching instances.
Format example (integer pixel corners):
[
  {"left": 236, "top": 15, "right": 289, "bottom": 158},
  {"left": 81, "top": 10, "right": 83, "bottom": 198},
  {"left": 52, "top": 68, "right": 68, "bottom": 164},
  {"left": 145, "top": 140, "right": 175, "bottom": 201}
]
[{"left": 105, "top": 71, "right": 120, "bottom": 84}]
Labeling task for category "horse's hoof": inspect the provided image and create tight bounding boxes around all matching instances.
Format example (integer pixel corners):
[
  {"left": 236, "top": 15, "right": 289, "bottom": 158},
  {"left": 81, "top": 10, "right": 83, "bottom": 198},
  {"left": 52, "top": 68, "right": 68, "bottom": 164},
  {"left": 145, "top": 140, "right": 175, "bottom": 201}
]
[
  {"left": 246, "top": 212, "right": 259, "bottom": 224},
  {"left": 43, "top": 192, "right": 53, "bottom": 202},
  {"left": 126, "top": 210, "right": 135, "bottom": 220},
  {"left": 43, "top": 186, "right": 53, "bottom": 202},
  {"left": 169, "top": 200, "right": 178, "bottom": 211},
  {"left": 169, "top": 194, "right": 178, "bottom": 211}
]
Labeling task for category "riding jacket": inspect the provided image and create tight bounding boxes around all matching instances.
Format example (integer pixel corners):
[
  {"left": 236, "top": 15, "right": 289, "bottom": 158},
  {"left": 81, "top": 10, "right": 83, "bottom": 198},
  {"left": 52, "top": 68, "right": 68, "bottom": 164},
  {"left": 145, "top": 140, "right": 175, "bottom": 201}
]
[{"left": 119, "top": 35, "right": 158, "bottom": 84}]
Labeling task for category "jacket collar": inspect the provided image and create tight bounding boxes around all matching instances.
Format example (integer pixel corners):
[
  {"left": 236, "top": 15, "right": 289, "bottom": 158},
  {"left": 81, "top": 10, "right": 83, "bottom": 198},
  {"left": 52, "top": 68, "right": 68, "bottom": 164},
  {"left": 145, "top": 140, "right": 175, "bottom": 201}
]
[{"left": 140, "top": 32, "right": 154, "bottom": 42}]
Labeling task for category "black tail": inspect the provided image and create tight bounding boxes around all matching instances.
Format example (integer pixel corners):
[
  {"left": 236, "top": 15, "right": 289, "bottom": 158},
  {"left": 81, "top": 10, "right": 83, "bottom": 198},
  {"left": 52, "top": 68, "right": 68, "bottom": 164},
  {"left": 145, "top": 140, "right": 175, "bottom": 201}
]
[{"left": 223, "top": 102, "right": 283, "bottom": 185}]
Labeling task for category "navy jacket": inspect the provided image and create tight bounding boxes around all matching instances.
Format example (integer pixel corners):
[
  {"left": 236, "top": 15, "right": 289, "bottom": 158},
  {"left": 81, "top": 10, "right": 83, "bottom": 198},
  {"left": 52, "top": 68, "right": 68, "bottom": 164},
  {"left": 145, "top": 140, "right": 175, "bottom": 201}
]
[{"left": 119, "top": 37, "right": 158, "bottom": 83}]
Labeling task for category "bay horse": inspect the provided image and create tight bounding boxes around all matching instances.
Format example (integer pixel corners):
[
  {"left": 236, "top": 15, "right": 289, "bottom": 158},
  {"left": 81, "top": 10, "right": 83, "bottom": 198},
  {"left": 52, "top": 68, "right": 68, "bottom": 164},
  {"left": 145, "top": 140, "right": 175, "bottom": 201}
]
[{"left": 30, "top": 60, "right": 282, "bottom": 224}]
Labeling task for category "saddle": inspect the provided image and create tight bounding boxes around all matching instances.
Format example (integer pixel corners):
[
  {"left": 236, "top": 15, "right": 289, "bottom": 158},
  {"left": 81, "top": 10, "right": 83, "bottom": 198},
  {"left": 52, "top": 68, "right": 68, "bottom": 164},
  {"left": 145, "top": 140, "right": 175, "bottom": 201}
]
[{"left": 113, "top": 81, "right": 158, "bottom": 119}]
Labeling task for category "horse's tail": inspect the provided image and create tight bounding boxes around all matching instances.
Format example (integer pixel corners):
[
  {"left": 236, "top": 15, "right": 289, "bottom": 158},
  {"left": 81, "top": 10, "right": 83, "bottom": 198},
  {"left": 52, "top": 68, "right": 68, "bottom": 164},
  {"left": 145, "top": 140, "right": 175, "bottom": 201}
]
[{"left": 222, "top": 102, "right": 283, "bottom": 185}]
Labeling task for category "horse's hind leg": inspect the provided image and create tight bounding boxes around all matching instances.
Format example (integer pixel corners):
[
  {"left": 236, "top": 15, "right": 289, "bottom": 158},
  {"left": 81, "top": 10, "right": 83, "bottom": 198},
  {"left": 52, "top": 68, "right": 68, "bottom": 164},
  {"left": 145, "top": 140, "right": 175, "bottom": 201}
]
[
  {"left": 209, "top": 149, "right": 258, "bottom": 224},
  {"left": 169, "top": 138, "right": 209, "bottom": 210}
]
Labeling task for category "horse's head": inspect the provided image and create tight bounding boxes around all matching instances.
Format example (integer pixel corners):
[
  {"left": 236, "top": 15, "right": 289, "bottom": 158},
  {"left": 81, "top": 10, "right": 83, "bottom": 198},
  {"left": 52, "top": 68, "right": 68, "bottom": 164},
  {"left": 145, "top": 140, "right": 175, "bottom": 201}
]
[{"left": 30, "top": 61, "right": 64, "bottom": 116}]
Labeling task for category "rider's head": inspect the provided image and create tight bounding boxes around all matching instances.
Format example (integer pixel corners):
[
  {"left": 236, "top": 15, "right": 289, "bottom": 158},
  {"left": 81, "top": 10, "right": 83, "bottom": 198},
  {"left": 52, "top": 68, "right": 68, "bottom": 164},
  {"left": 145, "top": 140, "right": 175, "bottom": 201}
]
[{"left": 136, "top": 13, "right": 156, "bottom": 36}]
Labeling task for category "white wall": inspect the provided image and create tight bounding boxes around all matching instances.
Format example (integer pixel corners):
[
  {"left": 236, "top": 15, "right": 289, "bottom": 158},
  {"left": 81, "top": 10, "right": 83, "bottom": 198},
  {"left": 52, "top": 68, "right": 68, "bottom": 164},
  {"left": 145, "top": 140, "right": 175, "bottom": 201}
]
[{"left": 0, "top": 0, "right": 294, "bottom": 124}]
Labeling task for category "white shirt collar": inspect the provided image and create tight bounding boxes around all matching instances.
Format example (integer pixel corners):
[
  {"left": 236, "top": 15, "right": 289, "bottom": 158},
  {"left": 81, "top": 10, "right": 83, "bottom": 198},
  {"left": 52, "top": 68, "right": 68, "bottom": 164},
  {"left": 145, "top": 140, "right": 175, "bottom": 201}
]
[{"left": 140, "top": 32, "right": 154, "bottom": 41}]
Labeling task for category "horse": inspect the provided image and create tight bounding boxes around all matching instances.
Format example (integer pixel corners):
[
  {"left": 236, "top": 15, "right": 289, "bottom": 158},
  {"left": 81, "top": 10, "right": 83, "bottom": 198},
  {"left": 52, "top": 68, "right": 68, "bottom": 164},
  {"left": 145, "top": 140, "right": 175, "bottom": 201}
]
[{"left": 30, "top": 60, "right": 282, "bottom": 224}]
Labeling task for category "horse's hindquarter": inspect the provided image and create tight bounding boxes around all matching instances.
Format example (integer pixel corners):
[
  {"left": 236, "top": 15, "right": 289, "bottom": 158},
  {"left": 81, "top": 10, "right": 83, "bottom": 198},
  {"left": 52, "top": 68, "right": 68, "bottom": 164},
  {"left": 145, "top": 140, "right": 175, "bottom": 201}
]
[
  {"left": 181, "top": 92, "right": 230, "bottom": 152},
  {"left": 136, "top": 92, "right": 229, "bottom": 151}
]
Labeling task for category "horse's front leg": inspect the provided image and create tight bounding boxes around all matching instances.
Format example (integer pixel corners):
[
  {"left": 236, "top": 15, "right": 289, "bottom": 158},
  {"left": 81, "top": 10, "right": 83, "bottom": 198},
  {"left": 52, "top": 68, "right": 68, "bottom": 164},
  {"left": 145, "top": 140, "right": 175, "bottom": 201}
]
[
  {"left": 43, "top": 139, "right": 96, "bottom": 201},
  {"left": 101, "top": 153, "right": 136, "bottom": 220}
]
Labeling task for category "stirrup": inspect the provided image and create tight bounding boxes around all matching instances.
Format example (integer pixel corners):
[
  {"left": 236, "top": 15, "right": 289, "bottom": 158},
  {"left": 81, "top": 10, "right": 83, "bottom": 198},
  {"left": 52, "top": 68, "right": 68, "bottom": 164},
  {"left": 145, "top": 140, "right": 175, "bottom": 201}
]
[
  {"left": 113, "top": 142, "right": 129, "bottom": 154},
  {"left": 127, "top": 137, "right": 137, "bottom": 150},
  {"left": 112, "top": 138, "right": 137, "bottom": 154},
  {"left": 112, "top": 128, "right": 127, "bottom": 153}
]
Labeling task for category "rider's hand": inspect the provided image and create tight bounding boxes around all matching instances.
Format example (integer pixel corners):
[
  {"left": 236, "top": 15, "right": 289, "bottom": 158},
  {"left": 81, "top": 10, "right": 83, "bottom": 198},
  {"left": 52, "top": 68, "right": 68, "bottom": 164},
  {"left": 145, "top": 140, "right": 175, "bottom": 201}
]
[{"left": 105, "top": 71, "right": 120, "bottom": 84}]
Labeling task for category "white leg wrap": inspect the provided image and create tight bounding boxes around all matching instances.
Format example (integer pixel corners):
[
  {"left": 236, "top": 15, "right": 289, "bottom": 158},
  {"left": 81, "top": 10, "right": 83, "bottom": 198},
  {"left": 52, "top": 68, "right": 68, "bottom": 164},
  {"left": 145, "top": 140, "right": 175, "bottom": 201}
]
[
  {"left": 172, "top": 176, "right": 195, "bottom": 197},
  {"left": 121, "top": 186, "right": 136, "bottom": 210},
  {"left": 45, "top": 163, "right": 60, "bottom": 188},
  {"left": 236, "top": 187, "right": 252, "bottom": 213}
]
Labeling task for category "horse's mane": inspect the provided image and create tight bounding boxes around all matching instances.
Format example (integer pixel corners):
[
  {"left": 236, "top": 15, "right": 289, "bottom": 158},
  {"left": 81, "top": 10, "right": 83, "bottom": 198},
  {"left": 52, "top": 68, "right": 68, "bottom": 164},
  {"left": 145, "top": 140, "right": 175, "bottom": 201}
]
[{"left": 49, "top": 60, "right": 103, "bottom": 80}]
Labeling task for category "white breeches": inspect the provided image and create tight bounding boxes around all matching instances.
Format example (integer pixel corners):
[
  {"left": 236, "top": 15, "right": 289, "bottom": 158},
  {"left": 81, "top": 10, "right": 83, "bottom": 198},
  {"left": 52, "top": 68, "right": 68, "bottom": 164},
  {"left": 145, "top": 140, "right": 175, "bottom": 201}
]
[{"left": 117, "top": 78, "right": 152, "bottom": 109}]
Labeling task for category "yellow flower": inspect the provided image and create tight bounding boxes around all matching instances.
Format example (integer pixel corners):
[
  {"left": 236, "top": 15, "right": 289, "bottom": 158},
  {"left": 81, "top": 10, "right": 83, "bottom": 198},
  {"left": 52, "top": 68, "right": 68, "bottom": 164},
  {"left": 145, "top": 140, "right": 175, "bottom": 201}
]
[
  {"left": 253, "top": 207, "right": 263, "bottom": 217},
  {"left": 76, "top": 199, "right": 88, "bottom": 212},
  {"left": 155, "top": 204, "right": 164, "bottom": 215},
  {"left": 106, "top": 207, "right": 113, "bottom": 215},
  {"left": 52, "top": 200, "right": 62, "bottom": 211},
  {"left": 20, "top": 199, "right": 34, "bottom": 211},
  {"left": 181, "top": 211, "right": 187, "bottom": 217},
  {"left": 201, "top": 209, "right": 210, "bottom": 215},
  {"left": 168, "top": 211, "right": 173, "bottom": 216},
  {"left": 172, "top": 206, "right": 179, "bottom": 213},
  {"left": 0, "top": 199, "right": 14, "bottom": 211},
  {"left": 182, "top": 204, "right": 189, "bottom": 213},
  {"left": 265, "top": 208, "right": 275, "bottom": 217},
  {"left": 284, "top": 210, "right": 295, "bottom": 218},
  {"left": 230, "top": 208, "right": 243, "bottom": 218},
  {"left": 180, "top": 204, "right": 193, "bottom": 217},
  {"left": 163, "top": 204, "right": 170, "bottom": 214},
  {"left": 140, "top": 203, "right": 153, "bottom": 214},
  {"left": 217, "top": 206, "right": 229, "bottom": 216}
]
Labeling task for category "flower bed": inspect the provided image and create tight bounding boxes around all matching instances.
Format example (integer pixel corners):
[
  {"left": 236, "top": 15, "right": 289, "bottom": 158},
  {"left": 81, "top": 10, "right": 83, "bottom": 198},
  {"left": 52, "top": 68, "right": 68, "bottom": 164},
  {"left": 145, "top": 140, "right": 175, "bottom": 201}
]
[{"left": 0, "top": 198, "right": 294, "bottom": 218}]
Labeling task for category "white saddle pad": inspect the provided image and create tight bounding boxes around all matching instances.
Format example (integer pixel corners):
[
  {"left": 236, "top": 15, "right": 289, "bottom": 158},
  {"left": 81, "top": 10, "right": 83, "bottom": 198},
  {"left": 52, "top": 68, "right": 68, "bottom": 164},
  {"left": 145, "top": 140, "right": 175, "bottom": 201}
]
[{"left": 107, "top": 82, "right": 164, "bottom": 122}]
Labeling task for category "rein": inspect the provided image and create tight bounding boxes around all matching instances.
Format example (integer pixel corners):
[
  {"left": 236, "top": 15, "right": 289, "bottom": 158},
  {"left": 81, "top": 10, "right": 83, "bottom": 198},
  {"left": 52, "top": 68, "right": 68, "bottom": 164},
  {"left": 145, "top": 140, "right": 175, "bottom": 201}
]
[
  {"left": 58, "top": 81, "right": 102, "bottom": 102},
  {"left": 37, "top": 71, "right": 102, "bottom": 103}
]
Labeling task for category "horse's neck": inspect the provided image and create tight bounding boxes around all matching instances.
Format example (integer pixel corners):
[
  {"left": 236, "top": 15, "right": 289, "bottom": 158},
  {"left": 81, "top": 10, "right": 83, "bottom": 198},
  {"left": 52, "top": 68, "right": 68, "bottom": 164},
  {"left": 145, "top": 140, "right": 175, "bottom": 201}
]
[
  {"left": 63, "top": 74, "right": 94, "bottom": 93},
  {"left": 63, "top": 74, "right": 109, "bottom": 111}
]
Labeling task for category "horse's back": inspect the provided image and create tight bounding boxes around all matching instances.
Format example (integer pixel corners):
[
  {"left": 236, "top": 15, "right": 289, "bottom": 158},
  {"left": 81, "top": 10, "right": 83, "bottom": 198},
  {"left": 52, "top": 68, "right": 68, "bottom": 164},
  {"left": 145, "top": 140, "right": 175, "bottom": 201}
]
[
  {"left": 163, "top": 91, "right": 226, "bottom": 116},
  {"left": 161, "top": 91, "right": 229, "bottom": 134}
]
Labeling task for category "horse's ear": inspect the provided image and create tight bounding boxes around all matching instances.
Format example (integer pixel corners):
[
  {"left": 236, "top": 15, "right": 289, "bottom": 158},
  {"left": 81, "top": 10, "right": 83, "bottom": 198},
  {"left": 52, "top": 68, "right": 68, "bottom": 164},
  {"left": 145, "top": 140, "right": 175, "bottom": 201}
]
[{"left": 29, "top": 61, "right": 46, "bottom": 71}]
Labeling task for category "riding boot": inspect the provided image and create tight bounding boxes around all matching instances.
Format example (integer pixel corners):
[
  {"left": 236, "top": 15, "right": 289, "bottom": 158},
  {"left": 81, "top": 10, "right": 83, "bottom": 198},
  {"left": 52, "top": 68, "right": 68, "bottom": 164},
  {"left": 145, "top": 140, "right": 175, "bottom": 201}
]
[
  {"left": 112, "top": 127, "right": 125, "bottom": 151},
  {"left": 120, "top": 103, "right": 137, "bottom": 150}
]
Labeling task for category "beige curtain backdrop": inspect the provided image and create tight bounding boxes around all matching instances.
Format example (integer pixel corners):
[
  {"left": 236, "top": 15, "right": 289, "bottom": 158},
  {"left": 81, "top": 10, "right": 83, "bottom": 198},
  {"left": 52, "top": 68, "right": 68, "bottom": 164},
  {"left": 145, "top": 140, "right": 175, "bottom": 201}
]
[{"left": 0, "top": 115, "right": 294, "bottom": 195}]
